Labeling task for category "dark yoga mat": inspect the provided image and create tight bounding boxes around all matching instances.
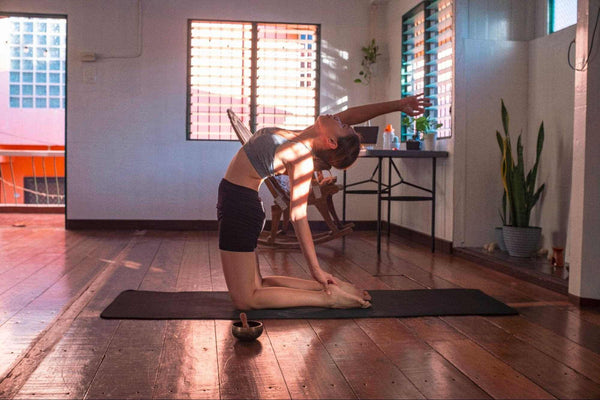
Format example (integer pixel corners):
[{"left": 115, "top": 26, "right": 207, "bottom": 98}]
[{"left": 100, "top": 289, "right": 517, "bottom": 320}]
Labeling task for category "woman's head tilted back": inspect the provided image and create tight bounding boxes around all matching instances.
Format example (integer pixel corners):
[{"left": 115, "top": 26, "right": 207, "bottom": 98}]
[{"left": 313, "top": 114, "right": 362, "bottom": 170}]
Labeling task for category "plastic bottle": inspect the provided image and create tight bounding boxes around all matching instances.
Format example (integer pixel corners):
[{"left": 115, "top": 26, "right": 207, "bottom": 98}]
[{"left": 383, "top": 124, "right": 394, "bottom": 149}]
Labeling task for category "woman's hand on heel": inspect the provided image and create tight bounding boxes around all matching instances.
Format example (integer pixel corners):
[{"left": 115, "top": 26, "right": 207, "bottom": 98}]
[{"left": 311, "top": 268, "right": 337, "bottom": 294}]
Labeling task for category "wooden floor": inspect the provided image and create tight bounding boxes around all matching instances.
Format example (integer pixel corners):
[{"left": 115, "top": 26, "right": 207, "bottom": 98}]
[{"left": 1, "top": 214, "right": 600, "bottom": 399}]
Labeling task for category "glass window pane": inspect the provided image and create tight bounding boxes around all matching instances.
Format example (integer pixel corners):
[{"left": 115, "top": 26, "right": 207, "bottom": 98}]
[
  {"left": 23, "top": 22, "right": 34, "bottom": 32},
  {"left": 22, "top": 59, "right": 33, "bottom": 70},
  {"left": 10, "top": 72, "right": 20, "bottom": 82},
  {"left": 10, "top": 85, "right": 20, "bottom": 95},
  {"left": 49, "top": 85, "right": 60, "bottom": 96},
  {"left": 10, "top": 34, "right": 20, "bottom": 45},
  {"left": 37, "top": 22, "right": 47, "bottom": 32},
  {"left": 49, "top": 98, "right": 61, "bottom": 108},
  {"left": 23, "top": 34, "right": 33, "bottom": 44},
  {"left": 49, "top": 73, "right": 60, "bottom": 83},
  {"left": 11, "top": 46, "right": 20, "bottom": 57},
  {"left": 35, "top": 98, "right": 47, "bottom": 108},
  {"left": 22, "top": 72, "right": 33, "bottom": 83},
  {"left": 49, "top": 60, "right": 60, "bottom": 70},
  {"left": 36, "top": 60, "right": 47, "bottom": 70},
  {"left": 550, "top": 0, "right": 577, "bottom": 32},
  {"left": 36, "top": 85, "right": 47, "bottom": 95},
  {"left": 10, "top": 97, "right": 20, "bottom": 108},
  {"left": 37, "top": 47, "right": 48, "bottom": 57},
  {"left": 37, "top": 35, "right": 47, "bottom": 45},
  {"left": 49, "top": 47, "right": 60, "bottom": 58},
  {"left": 22, "top": 97, "right": 33, "bottom": 108},
  {"left": 36, "top": 72, "right": 47, "bottom": 83},
  {"left": 22, "top": 85, "right": 33, "bottom": 95}
]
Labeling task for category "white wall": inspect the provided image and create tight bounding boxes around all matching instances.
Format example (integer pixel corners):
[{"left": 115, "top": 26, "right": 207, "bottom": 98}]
[
  {"left": 527, "top": 26, "right": 576, "bottom": 252},
  {"left": 453, "top": 0, "right": 575, "bottom": 248},
  {"left": 0, "top": 0, "right": 377, "bottom": 221}
]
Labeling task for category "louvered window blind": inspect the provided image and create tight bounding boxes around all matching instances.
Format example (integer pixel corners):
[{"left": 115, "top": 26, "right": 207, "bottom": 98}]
[
  {"left": 401, "top": 0, "right": 453, "bottom": 140},
  {"left": 188, "top": 20, "right": 319, "bottom": 141}
]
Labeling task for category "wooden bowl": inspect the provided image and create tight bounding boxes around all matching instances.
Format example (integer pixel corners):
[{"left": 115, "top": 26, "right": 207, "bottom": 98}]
[{"left": 231, "top": 320, "right": 264, "bottom": 341}]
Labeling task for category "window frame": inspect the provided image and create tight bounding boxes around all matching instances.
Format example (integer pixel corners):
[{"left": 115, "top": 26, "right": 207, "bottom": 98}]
[
  {"left": 401, "top": 0, "right": 454, "bottom": 141},
  {"left": 186, "top": 19, "right": 321, "bottom": 142}
]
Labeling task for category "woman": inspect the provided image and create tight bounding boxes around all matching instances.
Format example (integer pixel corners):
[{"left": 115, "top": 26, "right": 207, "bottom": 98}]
[{"left": 218, "top": 94, "right": 431, "bottom": 310}]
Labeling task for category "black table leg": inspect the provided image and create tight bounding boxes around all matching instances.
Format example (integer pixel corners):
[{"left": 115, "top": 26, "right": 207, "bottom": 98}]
[
  {"left": 342, "top": 169, "right": 347, "bottom": 224},
  {"left": 387, "top": 157, "right": 391, "bottom": 236},
  {"left": 377, "top": 156, "right": 382, "bottom": 254},
  {"left": 431, "top": 157, "right": 436, "bottom": 253}
]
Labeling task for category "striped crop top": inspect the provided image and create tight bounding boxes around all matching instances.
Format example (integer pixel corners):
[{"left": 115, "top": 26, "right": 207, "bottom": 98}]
[{"left": 242, "top": 127, "right": 311, "bottom": 178}]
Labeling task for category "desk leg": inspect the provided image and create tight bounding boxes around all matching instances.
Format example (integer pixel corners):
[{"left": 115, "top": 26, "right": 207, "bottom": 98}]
[
  {"left": 342, "top": 170, "right": 347, "bottom": 224},
  {"left": 387, "top": 157, "right": 391, "bottom": 236},
  {"left": 377, "top": 157, "right": 382, "bottom": 254},
  {"left": 431, "top": 157, "right": 436, "bottom": 253}
]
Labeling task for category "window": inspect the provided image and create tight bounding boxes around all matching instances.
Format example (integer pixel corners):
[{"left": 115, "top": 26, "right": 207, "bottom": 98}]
[
  {"left": 187, "top": 20, "right": 320, "bottom": 141},
  {"left": 6, "top": 16, "right": 66, "bottom": 109},
  {"left": 548, "top": 0, "right": 577, "bottom": 33},
  {"left": 401, "top": 0, "right": 453, "bottom": 140}
]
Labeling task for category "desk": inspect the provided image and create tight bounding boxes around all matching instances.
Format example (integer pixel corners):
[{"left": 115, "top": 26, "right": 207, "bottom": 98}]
[{"left": 342, "top": 149, "right": 449, "bottom": 254}]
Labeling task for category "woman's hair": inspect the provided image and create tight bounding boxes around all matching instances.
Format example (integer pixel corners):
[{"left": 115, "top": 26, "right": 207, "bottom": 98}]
[{"left": 313, "top": 129, "right": 362, "bottom": 170}]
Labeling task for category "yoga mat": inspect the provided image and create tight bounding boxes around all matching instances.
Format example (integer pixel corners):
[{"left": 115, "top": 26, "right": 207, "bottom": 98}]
[{"left": 100, "top": 289, "right": 517, "bottom": 320}]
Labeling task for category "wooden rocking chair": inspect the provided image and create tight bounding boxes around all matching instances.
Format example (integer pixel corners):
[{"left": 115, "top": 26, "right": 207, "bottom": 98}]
[{"left": 227, "top": 109, "right": 354, "bottom": 248}]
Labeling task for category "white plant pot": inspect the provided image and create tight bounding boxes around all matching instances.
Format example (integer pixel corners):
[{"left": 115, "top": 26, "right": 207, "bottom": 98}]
[
  {"left": 423, "top": 134, "right": 436, "bottom": 151},
  {"left": 502, "top": 226, "right": 541, "bottom": 257}
]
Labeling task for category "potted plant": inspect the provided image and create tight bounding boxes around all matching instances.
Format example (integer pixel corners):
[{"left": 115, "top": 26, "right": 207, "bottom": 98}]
[
  {"left": 495, "top": 192, "right": 507, "bottom": 251},
  {"left": 496, "top": 99, "right": 545, "bottom": 257},
  {"left": 402, "top": 115, "right": 443, "bottom": 150},
  {"left": 354, "top": 39, "right": 381, "bottom": 85}
]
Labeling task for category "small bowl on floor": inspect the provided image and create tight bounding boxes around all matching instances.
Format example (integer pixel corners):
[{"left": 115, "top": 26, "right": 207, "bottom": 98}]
[{"left": 232, "top": 314, "right": 263, "bottom": 341}]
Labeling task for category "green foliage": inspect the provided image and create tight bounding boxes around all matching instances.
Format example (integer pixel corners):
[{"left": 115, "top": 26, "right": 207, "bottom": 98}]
[
  {"left": 354, "top": 39, "right": 381, "bottom": 85},
  {"left": 497, "top": 99, "right": 546, "bottom": 228},
  {"left": 402, "top": 115, "right": 443, "bottom": 140}
]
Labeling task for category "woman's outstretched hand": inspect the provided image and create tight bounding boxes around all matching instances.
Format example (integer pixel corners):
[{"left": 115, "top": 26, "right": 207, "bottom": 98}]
[
  {"left": 402, "top": 93, "right": 432, "bottom": 116},
  {"left": 311, "top": 268, "right": 337, "bottom": 294}
]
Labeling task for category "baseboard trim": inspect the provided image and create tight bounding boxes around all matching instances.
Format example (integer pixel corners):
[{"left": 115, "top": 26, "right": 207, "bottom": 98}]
[
  {"left": 1, "top": 206, "right": 65, "bottom": 214},
  {"left": 65, "top": 219, "right": 379, "bottom": 232},
  {"left": 384, "top": 222, "right": 453, "bottom": 254},
  {"left": 568, "top": 294, "right": 600, "bottom": 308}
]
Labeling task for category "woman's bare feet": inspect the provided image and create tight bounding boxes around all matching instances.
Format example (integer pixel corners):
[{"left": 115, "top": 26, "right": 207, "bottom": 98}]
[
  {"left": 336, "top": 280, "right": 372, "bottom": 301},
  {"left": 327, "top": 285, "right": 371, "bottom": 309}
]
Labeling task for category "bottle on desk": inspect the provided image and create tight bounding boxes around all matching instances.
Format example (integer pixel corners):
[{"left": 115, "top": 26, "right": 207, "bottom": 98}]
[{"left": 382, "top": 124, "right": 395, "bottom": 149}]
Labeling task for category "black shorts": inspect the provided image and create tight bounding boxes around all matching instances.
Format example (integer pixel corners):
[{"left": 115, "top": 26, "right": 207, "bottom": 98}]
[{"left": 217, "top": 179, "right": 266, "bottom": 252}]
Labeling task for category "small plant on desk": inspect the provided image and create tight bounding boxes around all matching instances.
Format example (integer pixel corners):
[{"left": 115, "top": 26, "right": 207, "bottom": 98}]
[{"left": 402, "top": 115, "right": 443, "bottom": 150}]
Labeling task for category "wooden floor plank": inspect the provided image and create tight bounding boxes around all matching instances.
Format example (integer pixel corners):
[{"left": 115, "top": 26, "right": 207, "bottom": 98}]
[
  {"left": 11, "top": 234, "right": 162, "bottom": 399},
  {"left": 442, "top": 315, "right": 600, "bottom": 399},
  {"left": 152, "top": 231, "right": 220, "bottom": 399},
  {"left": 2, "top": 231, "right": 141, "bottom": 398},
  {"left": 401, "top": 317, "right": 555, "bottom": 399},
  {"left": 330, "top": 235, "right": 459, "bottom": 289},
  {"left": 216, "top": 319, "right": 290, "bottom": 400},
  {"left": 485, "top": 314, "right": 600, "bottom": 385},
  {"left": 84, "top": 234, "right": 185, "bottom": 399},
  {"left": 0, "top": 232, "right": 130, "bottom": 382},
  {"left": 0, "top": 222, "right": 596, "bottom": 400},
  {"left": 310, "top": 318, "right": 425, "bottom": 399},
  {"left": 264, "top": 319, "right": 357, "bottom": 399},
  {"left": 356, "top": 232, "right": 558, "bottom": 304},
  {"left": 517, "top": 305, "right": 600, "bottom": 354},
  {"left": 356, "top": 318, "right": 491, "bottom": 399},
  {"left": 0, "top": 232, "right": 88, "bottom": 296}
]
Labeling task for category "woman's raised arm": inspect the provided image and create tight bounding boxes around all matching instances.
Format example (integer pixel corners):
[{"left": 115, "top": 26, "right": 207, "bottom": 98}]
[{"left": 334, "top": 94, "right": 431, "bottom": 126}]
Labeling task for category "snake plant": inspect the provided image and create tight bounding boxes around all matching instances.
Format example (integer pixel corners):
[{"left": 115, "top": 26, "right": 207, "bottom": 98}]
[{"left": 496, "top": 99, "right": 545, "bottom": 228}]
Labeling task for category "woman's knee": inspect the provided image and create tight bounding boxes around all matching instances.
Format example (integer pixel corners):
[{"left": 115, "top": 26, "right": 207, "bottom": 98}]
[{"left": 230, "top": 290, "right": 258, "bottom": 310}]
